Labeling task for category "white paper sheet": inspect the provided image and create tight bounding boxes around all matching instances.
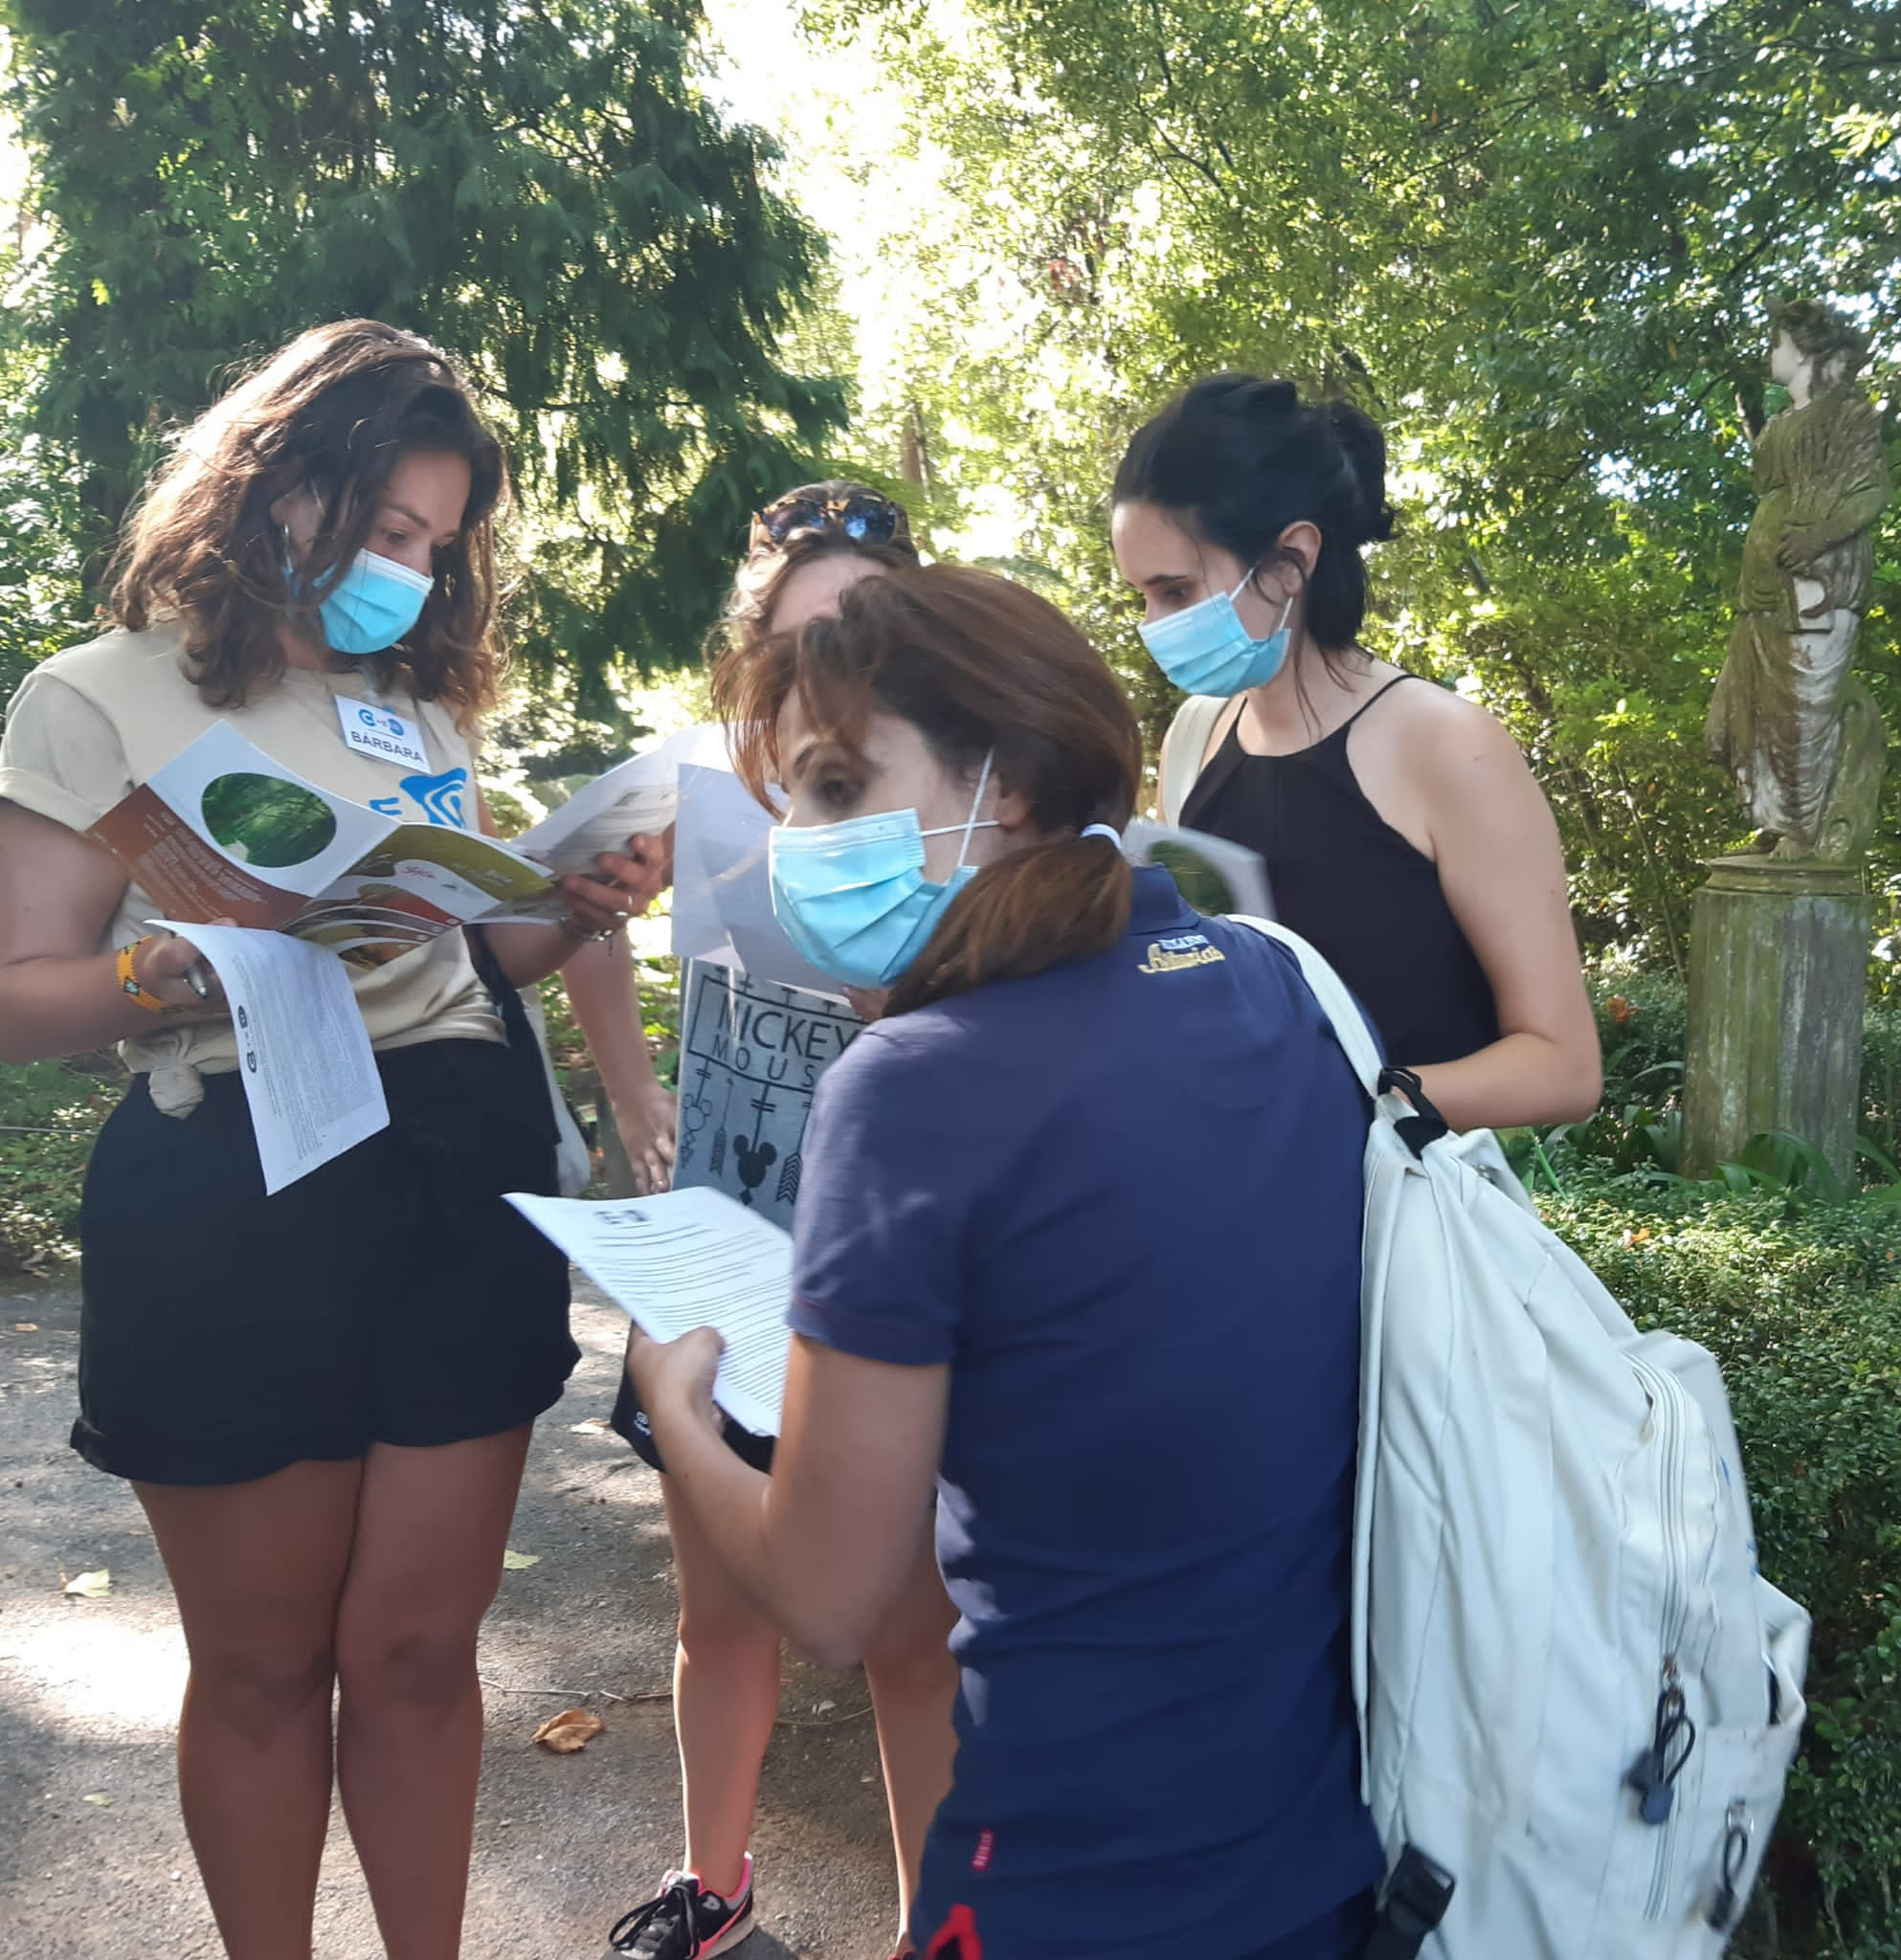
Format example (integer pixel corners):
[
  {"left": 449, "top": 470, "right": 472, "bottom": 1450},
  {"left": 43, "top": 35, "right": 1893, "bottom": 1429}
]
[
  {"left": 516, "top": 725, "right": 731, "bottom": 874},
  {"left": 505, "top": 1185, "right": 793, "bottom": 1437},
  {"left": 669, "top": 764, "right": 844, "bottom": 996},
  {"left": 152, "top": 919, "right": 390, "bottom": 1195}
]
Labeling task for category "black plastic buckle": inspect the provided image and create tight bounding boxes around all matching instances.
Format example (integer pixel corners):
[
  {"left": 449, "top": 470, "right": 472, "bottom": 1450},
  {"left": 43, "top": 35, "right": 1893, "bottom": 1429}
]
[
  {"left": 1377, "top": 1067, "right": 1451, "bottom": 1158},
  {"left": 1363, "top": 1844, "right": 1457, "bottom": 1960}
]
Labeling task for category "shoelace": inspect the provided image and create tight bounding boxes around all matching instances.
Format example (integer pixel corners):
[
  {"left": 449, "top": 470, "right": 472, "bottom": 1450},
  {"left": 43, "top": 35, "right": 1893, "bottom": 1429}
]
[{"left": 606, "top": 1875, "right": 708, "bottom": 1957}]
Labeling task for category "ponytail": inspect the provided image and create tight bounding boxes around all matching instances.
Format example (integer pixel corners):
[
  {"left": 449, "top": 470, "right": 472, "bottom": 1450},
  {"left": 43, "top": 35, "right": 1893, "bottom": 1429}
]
[{"left": 887, "top": 832, "right": 1133, "bottom": 1016}]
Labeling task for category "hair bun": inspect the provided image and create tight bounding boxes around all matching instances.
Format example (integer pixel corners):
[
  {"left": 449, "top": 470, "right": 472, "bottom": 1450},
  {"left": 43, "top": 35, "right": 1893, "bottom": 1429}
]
[
  {"left": 1186, "top": 372, "right": 1298, "bottom": 428},
  {"left": 1325, "top": 399, "right": 1397, "bottom": 545},
  {"left": 1241, "top": 377, "right": 1300, "bottom": 420}
]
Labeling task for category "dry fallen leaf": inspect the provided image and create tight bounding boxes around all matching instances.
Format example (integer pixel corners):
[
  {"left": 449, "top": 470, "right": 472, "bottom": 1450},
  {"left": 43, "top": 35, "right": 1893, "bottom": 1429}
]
[
  {"left": 501, "top": 1549, "right": 539, "bottom": 1570},
  {"left": 63, "top": 1569, "right": 111, "bottom": 1599},
  {"left": 532, "top": 1708, "right": 605, "bottom": 1754},
  {"left": 569, "top": 1417, "right": 612, "bottom": 1436}
]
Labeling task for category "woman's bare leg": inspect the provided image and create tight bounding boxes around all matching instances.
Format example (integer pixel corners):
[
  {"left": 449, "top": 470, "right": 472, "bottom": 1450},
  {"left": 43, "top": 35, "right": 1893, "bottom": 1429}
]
[
  {"left": 661, "top": 1473, "right": 784, "bottom": 1897},
  {"left": 332, "top": 1427, "right": 531, "bottom": 1960},
  {"left": 862, "top": 1533, "right": 960, "bottom": 1953},
  {"left": 136, "top": 1459, "right": 365, "bottom": 1960}
]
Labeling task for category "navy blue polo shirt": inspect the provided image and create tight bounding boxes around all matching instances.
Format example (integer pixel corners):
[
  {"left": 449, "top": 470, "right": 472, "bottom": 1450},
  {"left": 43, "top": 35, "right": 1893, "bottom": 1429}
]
[{"left": 789, "top": 867, "right": 1383, "bottom": 1960}]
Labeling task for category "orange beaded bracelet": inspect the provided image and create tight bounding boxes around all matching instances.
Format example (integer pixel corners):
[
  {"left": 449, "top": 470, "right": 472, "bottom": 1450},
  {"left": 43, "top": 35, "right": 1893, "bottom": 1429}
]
[{"left": 116, "top": 939, "right": 168, "bottom": 1013}]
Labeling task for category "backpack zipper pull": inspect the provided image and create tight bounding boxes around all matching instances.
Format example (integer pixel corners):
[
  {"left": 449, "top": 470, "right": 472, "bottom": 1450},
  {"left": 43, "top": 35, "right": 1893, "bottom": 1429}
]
[
  {"left": 1626, "top": 1659, "right": 1696, "bottom": 1826},
  {"left": 1706, "top": 1803, "right": 1752, "bottom": 1930}
]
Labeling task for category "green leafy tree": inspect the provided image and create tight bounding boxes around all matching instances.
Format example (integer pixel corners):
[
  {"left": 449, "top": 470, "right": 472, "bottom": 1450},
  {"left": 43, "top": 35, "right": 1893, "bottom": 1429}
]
[
  {"left": 0, "top": 409, "right": 90, "bottom": 707},
  {"left": 1, "top": 0, "right": 845, "bottom": 707},
  {"left": 800, "top": 0, "right": 1899, "bottom": 959}
]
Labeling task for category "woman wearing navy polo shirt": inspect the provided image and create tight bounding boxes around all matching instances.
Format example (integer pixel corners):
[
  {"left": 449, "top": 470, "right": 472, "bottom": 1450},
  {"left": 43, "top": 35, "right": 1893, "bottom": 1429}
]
[{"left": 627, "top": 565, "right": 1383, "bottom": 1960}]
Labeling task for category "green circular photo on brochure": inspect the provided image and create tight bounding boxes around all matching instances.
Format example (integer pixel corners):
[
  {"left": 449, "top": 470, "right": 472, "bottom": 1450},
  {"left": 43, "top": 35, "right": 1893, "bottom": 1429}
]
[{"left": 200, "top": 771, "right": 339, "bottom": 868}]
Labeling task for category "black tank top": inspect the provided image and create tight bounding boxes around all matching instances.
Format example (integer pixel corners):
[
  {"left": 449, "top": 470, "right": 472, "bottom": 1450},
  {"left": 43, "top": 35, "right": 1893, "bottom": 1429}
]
[{"left": 1180, "top": 677, "right": 1500, "bottom": 1068}]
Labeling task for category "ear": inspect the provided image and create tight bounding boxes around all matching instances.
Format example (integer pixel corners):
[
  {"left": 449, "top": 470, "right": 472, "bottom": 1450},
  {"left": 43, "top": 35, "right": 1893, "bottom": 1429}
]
[
  {"left": 270, "top": 482, "right": 324, "bottom": 555},
  {"left": 1273, "top": 520, "right": 1324, "bottom": 580},
  {"left": 989, "top": 772, "right": 1038, "bottom": 837}
]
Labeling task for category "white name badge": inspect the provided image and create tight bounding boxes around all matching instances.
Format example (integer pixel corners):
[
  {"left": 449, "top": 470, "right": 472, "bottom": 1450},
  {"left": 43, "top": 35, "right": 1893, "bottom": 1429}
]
[{"left": 336, "top": 696, "right": 430, "bottom": 771}]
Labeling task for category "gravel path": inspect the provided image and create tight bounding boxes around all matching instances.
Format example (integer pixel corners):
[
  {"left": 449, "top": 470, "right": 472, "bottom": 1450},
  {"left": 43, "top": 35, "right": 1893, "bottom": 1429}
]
[{"left": 0, "top": 1277, "right": 898, "bottom": 1959}]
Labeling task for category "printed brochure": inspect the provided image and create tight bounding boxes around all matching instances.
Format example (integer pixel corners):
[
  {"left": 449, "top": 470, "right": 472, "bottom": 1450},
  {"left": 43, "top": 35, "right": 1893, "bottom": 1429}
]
[{"left": 90, "top": 722, "right": 566, "bottom": 967}]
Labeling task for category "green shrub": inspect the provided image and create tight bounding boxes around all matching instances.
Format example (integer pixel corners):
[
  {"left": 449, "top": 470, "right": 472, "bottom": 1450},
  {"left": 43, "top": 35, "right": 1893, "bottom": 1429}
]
[
  {"left": 1544, "top": 1170, "right": 1901, "bottom": 1956},
  {"left": 1592, "top": 972, "right": 1690, "bottom": 1106},
  {"left": 1858, "top": 1007, "right": 1901, "bottom": 1171},
  {"left": 0, "top": 1056, "right": 122, "bottom": 1275}
]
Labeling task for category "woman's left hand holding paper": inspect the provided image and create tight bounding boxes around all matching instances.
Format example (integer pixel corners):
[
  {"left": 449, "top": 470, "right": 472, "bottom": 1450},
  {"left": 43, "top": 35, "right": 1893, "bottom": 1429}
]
[{"left": 626, "top": 1323, "right": 726, "bottom": 1437}]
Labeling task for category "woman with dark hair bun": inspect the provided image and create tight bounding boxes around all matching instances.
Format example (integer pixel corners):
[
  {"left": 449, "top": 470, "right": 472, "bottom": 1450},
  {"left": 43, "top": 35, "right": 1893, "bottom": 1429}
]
[{"left": 1114, "top": 374, "right": 1601, "bottom": 1131}]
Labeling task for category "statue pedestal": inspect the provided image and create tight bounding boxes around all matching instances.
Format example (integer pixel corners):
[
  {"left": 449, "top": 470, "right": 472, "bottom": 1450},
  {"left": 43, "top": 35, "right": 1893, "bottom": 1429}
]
[{"left": 1683, "top": 856, "right": 1868, "bottom": 1181}]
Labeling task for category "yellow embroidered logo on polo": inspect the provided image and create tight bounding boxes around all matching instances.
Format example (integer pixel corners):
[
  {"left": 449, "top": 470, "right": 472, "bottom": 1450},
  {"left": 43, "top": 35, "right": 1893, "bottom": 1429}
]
[{"left": 1137, "top": 934, "right": 1227, "bottom": 975}]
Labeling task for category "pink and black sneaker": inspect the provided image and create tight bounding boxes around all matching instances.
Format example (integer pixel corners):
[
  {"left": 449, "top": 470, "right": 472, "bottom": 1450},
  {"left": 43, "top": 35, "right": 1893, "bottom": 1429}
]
[{"left": 603, "top": 1856, "right": 755, "bottom": 1958}]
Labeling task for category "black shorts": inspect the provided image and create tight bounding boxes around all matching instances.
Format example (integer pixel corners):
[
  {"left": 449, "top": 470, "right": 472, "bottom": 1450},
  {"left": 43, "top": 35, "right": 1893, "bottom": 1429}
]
[
  {"left": 75, "top": 1037, "right": 578, "bottom": 1486},
  {"left": 611, "top": 1366, "right": 775, "bottom": 1475}
]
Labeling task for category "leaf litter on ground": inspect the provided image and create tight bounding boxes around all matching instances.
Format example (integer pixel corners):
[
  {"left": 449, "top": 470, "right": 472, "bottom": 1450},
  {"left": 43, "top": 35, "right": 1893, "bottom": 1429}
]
[{"left": 532, "top": 1707, "right": 605, "bottom": 1754}]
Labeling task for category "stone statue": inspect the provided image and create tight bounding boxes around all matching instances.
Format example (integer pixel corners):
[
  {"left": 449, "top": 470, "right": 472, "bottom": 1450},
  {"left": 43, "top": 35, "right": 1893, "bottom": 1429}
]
[{"left": 1707, "top": 299, "right": 1891, "bottom": 860}]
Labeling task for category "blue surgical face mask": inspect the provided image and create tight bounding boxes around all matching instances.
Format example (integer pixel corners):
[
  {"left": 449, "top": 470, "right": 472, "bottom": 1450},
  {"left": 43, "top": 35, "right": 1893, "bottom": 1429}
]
[
  {"left": 769, "top": 751, "right": 999, "bottom": 990},
  {"left": 1138, "top": 570, "right": 1294, "bottom": 698},
  {"left": 289, "top": 546, "right": 435, "bottom": 657}
]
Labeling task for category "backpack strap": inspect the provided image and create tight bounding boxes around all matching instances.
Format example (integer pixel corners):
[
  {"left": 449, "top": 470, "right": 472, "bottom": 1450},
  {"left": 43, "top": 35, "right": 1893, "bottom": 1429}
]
[
  {"left": 1159, "top": 693, "right": 1231, "bottom": 824},
  {"left": 1228, "top": 915, "right": 1450, "bottom": 1155}
]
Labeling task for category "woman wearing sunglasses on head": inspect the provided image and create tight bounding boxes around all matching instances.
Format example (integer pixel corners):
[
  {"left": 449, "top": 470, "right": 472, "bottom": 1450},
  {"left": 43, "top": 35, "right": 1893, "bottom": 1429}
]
[
  {"left": 562, "top": 484, "right": 931, "bottom": 1195},
  {"left": 583, "top": 482, "right": 962, "bottom": 1960},
  {"left": 625, "top": 564, "right": 1385, "bottom": 1960},
  {"left": 0, "top": 322, "right": 649, "bottom": 1958},
  {"left": 1116, "top": 375, "right": 1601, "bottom": 1132}
]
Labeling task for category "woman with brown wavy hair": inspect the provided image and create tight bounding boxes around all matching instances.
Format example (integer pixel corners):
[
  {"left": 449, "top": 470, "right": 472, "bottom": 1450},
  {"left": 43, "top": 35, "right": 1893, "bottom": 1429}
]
[
  {"left": 626, "top": 566, "right": 1384, "bottom": 1960},
  {"left": 0, "top": 319, "right": 647, "bottom": 1959}
]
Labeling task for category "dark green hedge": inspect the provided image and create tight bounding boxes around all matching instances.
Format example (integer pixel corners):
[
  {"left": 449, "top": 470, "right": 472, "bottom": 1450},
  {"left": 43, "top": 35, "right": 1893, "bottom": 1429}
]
[
  {"left": 0, "top": 1057, "right": 118, "bottom": 1275},
  {"left": 1544, "top": 1169, "right": 1901, "bottom": 1956}
]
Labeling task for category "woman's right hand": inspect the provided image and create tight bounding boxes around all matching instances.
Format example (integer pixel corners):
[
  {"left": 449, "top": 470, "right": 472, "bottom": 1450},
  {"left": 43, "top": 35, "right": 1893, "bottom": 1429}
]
[
  {"left": 597, "top": 826, "right": 675, "bottom": 917},
  {"left": 132, "top": 926, "right": 233, "bottom": 1014},
  {"left": 610, "top": 1077, "right": 679, "bottom": 1195}
]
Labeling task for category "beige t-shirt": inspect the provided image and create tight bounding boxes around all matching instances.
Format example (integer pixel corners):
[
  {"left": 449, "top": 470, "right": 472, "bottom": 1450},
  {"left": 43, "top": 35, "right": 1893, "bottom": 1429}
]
[{"left": 0, "top": 623, "right": 503, "bottom": 1113}]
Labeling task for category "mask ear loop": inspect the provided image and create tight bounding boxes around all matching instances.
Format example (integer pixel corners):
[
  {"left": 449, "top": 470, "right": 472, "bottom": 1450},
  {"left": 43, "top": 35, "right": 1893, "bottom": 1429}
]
[
  {"left": 1229, "top": 566, "right": 1297, "bottom": 640},
  {"left": 953, "top": 748, "right": 996, "bottom": 871}
]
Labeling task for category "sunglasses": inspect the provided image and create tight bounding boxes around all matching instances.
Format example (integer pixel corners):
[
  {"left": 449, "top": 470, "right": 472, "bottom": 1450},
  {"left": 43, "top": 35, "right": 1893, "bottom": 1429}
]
[{"left": 750, "top": 488, "right": 909, "bottom": 551}]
